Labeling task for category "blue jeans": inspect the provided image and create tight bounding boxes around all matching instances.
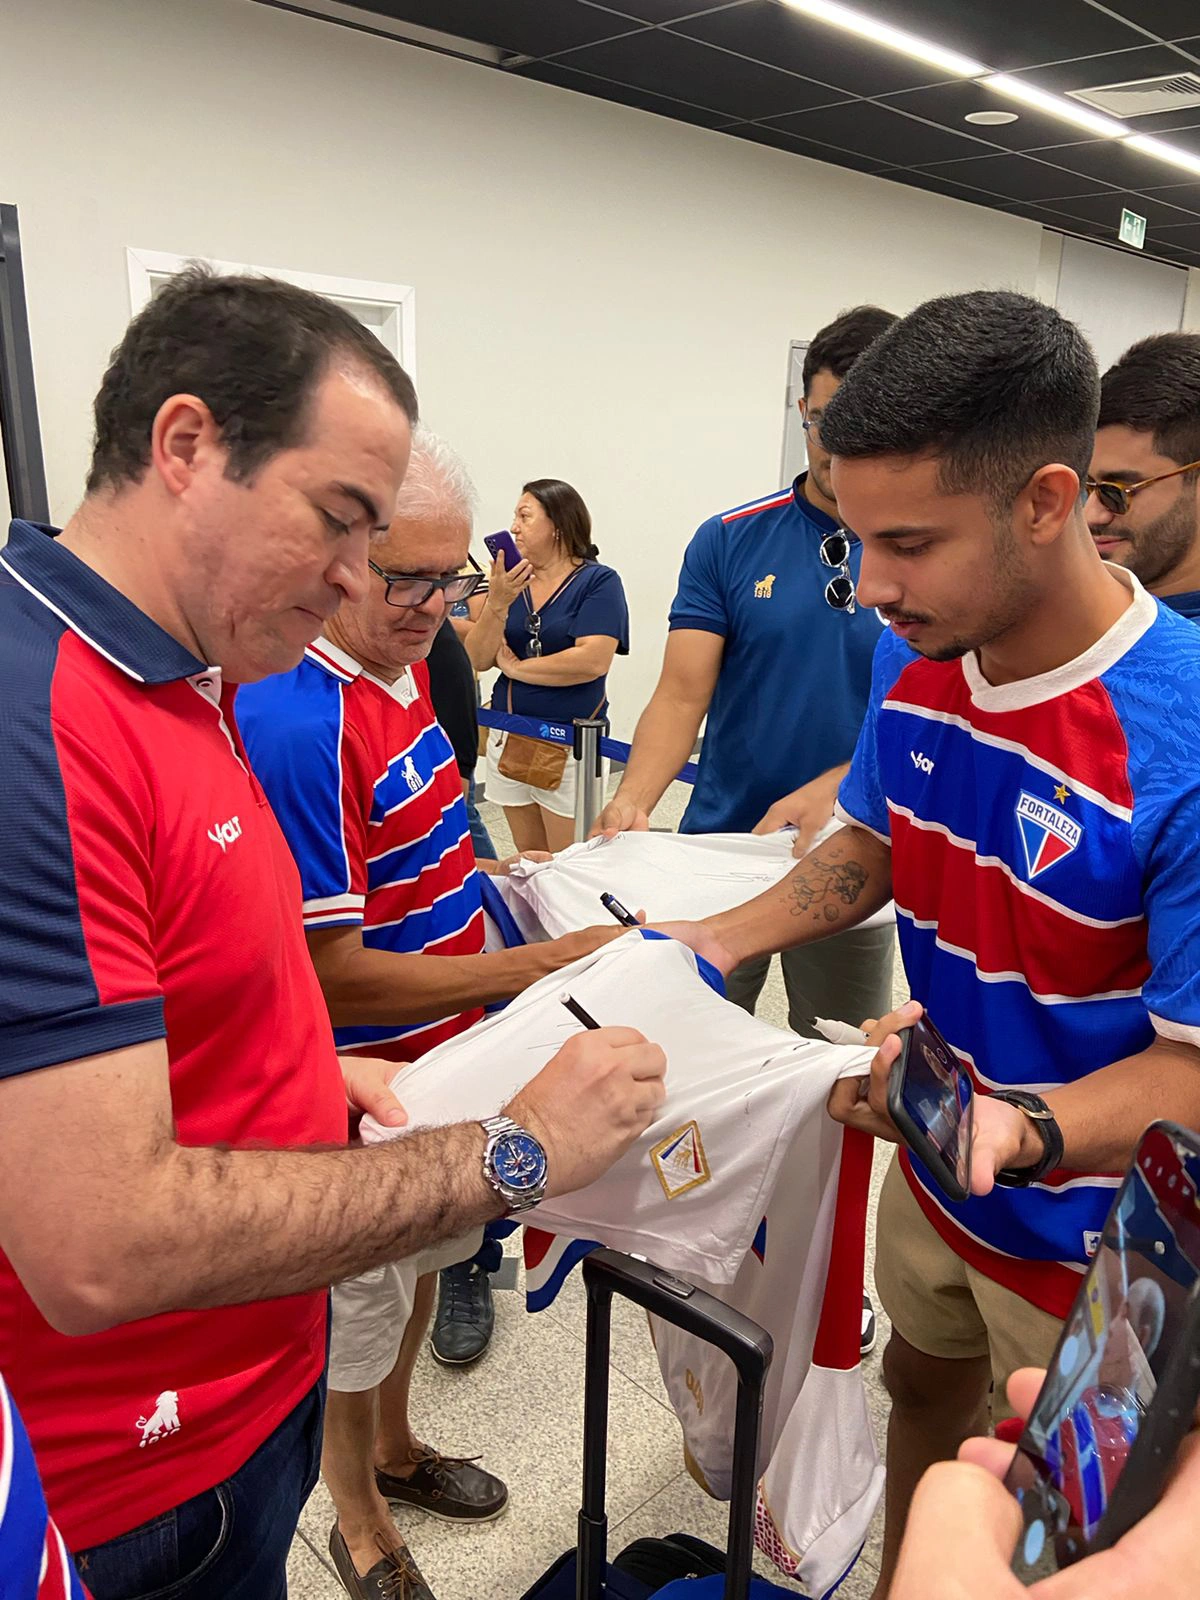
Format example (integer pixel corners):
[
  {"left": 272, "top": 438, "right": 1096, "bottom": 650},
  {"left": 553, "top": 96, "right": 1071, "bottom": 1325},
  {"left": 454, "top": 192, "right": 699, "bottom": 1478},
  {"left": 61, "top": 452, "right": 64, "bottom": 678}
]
[
  {"left": 467, "top": 775, "right": 497, "bottom": 860},
  {"left": 75, "top": 1379, "right": 325, "bottom": 1600}
]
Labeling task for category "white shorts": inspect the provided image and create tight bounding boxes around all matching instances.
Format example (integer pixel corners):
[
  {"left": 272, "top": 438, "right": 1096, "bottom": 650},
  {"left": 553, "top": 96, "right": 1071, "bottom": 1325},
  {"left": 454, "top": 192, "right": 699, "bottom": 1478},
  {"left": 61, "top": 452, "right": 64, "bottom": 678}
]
[
  {"left": 484, "top": 729, "right": 609, "bottom": 820},
  {"left": 328, "top": 1229, "right": 483, "bottom": 1393}
]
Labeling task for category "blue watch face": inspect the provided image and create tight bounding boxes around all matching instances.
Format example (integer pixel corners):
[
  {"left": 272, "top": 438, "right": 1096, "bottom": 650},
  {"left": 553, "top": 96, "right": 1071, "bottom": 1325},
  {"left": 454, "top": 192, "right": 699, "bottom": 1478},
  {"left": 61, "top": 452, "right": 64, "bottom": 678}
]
[{"left": 493, "top": 1131, "right": 546, "bottom": 1193}]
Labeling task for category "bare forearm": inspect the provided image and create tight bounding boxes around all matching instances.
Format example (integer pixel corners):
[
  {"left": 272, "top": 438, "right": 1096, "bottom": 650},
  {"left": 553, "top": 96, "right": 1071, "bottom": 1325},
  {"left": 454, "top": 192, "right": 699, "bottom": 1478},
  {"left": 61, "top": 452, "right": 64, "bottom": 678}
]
[
  {"left": 84, "top": 1124, "right": 502, "bottom": 1329},
  {"left": 711, "top": 825, "right": 893, "bottom": 965},
  {"left": 1046, "top": 1041, "right": 1200, "bottom": 1172},
  {"left": 316, "top": 940, "right": 609, "bottom": 1024},
  {"left": 511, "top": 647, "right": 609, "bottom": 687},
  {"left": 613, "top": 692, "right": 706, "bottom": 815},
  {"left": 464, "top": 605, "right": 508, "bottom": 671}
]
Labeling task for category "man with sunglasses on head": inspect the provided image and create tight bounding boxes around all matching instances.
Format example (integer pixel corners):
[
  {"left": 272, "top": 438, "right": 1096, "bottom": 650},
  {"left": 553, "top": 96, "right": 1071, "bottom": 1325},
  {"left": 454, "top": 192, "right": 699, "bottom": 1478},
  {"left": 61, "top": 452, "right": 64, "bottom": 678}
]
[
  {"left": 592, "top": 305, "right": 897, "bottom": 1353},
  {"left": 237, "top": 430, "right": 625, "bottom": 1600},
  {"left": 1088, "top": 332, "right": 1200, "bottom": 620}
]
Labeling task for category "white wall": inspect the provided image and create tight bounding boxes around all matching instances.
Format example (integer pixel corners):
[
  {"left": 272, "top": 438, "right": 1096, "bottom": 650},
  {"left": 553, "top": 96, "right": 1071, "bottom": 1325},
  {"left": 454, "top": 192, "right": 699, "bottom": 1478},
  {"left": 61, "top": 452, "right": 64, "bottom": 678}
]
[{"left": 2, "top": 0, "right": 1056, "bottom": 734}]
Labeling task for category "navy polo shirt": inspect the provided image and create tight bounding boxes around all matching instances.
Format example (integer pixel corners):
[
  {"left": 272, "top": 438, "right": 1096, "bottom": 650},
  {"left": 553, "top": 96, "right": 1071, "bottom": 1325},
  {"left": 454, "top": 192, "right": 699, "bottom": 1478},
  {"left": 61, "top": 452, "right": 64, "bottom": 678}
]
[
  {"left": 495, "top": 561, "right": 629, "bottom": 723},
  {"left": 669, "top": 476, "right": 884, "bottom": 834}
]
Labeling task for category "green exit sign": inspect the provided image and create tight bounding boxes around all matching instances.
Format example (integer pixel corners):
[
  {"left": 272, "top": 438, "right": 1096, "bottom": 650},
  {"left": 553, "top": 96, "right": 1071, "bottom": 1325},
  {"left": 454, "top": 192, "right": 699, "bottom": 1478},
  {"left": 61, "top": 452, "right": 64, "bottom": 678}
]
[{"left": 1119, "top": 208, "right": 1147, "bottom": 250}]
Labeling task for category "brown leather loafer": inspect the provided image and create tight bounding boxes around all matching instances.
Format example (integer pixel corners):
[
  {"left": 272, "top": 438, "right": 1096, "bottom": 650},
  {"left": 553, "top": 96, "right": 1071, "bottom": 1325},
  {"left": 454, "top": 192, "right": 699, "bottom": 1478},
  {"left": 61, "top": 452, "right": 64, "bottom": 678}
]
[
  {"left": 375, "top": 1446, "right": 508, "bottom": 1523},
  {"left": 328, "top": 1526, "right": 435, "bottom": 1599}
]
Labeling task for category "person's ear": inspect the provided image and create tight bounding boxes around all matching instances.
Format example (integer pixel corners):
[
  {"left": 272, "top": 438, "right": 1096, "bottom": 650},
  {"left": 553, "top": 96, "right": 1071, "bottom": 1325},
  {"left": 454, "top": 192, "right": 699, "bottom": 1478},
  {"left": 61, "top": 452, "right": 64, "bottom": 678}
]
[
  {"left": 150, "top": 394, "right": 222, "bottom": 500},
  {"left": 1021, "top": 463, "right": 1081, "bottom": 550}
]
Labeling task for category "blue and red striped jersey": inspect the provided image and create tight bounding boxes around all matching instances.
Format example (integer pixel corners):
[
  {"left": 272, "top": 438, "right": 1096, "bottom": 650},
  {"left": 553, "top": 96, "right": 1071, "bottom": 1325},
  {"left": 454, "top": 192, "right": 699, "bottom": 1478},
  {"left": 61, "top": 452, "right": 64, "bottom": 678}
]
[
  {"left": 238, "top": 636, "right": 485, "bottom": 1060},
  {"left": 0, "top": 1376, "right": 88, "bottom": 1599},
  {"left": 838, "top": 571, "right": 1200, "bottom": 1317},
  {"left": 0, "top": 522, "right": 345, "bottom": 1549}
]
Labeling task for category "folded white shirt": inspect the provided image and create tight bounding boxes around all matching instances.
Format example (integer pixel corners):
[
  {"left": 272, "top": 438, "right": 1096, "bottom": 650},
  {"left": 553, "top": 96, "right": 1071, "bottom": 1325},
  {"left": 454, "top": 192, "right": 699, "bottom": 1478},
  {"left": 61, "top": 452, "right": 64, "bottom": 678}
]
[{"left": 494, "top": 826, "right": 894, "bottom": 944}]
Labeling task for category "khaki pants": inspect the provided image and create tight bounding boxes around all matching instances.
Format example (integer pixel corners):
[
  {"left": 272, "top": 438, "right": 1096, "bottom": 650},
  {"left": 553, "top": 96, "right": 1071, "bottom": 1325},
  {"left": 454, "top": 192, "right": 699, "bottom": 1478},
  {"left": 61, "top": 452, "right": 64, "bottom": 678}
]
[
  {"left": 874, "top": 1158, "right": 1064, "bottom": 1420},
  {"left": 725, "top": 923, "right": 896, "bottom": 1039}
]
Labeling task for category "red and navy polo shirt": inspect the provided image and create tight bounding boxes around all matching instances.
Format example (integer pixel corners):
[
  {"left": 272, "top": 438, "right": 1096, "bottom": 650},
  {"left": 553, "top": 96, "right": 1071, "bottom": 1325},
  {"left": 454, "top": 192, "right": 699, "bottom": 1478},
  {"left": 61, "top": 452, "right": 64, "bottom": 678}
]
[
  {"left": 237, "top": 635, "right": 486, "bottom": 1060},
  {"left": 0, "top": 521, "right": 347, "bottom": 1549}
]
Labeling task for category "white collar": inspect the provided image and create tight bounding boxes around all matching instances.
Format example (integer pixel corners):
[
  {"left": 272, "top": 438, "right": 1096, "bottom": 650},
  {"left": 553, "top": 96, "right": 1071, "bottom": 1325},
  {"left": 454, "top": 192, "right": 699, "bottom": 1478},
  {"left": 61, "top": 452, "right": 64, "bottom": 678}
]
[
  {"left": 961, "top": 565, "right": 1156, "bottom": 712},
  {"left": 306, "top": 636, "right": 417, "bottom": 706}
]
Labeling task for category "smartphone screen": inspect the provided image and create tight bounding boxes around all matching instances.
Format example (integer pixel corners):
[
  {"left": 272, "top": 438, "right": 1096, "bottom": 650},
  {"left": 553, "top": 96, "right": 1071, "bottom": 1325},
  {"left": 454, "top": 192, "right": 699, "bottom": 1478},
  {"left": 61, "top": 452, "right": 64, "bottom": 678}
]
[
  {"left": 892, "top": 1016, "right": 973, "bottom": 1199},
  {"left": 1005, "top": 1123, "right": 1200, "bottom": 1575}
]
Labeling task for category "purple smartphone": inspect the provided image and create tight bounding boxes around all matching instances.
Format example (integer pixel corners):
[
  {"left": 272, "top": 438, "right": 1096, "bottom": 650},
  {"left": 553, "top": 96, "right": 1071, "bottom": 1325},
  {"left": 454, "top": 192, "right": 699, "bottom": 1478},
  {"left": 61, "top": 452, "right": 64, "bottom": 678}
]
[{"left": 484, "top": 530, "right": 523, "bottom": 572}]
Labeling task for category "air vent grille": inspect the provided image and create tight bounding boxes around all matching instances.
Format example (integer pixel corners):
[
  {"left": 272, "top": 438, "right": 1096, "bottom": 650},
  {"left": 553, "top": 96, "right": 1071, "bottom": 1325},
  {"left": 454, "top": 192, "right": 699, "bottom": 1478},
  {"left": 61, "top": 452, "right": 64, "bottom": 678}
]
[{"left": 1069, "top": 73, "right": 1200, "bottom": 119}]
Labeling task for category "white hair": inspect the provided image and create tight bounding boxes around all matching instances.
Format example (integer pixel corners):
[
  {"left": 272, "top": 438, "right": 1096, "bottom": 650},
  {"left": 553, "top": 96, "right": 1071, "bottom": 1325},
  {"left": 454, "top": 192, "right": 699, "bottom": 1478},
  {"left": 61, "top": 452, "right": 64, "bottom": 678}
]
[{"left": 394, "top": 425, "right": 478, "bottom": 528}]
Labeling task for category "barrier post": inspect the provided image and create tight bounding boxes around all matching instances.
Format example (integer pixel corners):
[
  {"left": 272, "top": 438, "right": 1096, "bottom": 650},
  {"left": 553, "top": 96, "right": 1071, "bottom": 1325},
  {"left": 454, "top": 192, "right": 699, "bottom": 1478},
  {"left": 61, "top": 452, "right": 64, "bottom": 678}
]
[{"left": 572, "top": 716, "right": 609, "bottom": 843}]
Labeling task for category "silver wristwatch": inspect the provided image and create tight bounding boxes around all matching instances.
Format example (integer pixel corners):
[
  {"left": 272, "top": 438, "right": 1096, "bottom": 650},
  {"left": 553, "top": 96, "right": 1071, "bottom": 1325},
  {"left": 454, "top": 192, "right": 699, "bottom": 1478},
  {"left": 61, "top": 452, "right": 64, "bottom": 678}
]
[{"left": 480, "top": 1114, "right": 548, "bottom": 1213}]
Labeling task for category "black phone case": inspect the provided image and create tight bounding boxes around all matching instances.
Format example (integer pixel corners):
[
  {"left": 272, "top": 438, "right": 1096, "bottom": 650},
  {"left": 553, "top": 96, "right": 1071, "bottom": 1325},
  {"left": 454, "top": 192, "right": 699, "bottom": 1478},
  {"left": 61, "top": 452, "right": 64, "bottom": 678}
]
[
  {"left": 1007, "top": 1121, "right": 1200, "bottom": 1574},
  {"left": 886, "top": 1021, "right": 973, "bottom": 1204},
  {"left": 1091, "top": 1279, "right": 1200, "bottom": 1554}
]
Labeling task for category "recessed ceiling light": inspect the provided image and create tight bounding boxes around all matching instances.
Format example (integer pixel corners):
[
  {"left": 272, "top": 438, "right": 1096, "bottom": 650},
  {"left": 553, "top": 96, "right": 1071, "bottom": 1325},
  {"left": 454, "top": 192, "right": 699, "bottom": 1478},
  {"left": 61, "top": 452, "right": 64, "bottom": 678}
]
[
  {"left": 965, "top": 110, "right": 1019, "bottom": 125},
  {"left": 782, "top": 0, "right": 985, "bottom": 79}
]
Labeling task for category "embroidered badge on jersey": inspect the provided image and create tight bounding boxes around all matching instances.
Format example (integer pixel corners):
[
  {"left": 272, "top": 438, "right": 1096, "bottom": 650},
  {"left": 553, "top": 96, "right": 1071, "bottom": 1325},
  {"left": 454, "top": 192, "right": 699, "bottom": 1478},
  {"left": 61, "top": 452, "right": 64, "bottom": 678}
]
[
  {"left": 651, "top": 1120, "right": 711, "bottom": 1199},
  {"left": 1015, "top": 790, "right": 1084, "bottom": 880}
]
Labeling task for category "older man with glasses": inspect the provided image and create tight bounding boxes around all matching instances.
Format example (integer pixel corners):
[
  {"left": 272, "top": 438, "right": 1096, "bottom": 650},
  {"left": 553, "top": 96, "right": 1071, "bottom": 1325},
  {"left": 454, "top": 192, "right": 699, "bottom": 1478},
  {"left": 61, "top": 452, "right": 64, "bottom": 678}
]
[
  {"left": 1088, "top": 332, "right": 1200, "bottom": 621},
  {"left": 237, "top": 430, "right": 623, "bottom": 1600}
]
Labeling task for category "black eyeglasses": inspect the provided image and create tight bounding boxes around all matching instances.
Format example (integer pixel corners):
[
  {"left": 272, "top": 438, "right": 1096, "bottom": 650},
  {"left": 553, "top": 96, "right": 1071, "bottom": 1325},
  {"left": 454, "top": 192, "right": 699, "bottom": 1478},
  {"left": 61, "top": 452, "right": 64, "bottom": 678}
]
[
  {"left": 1086, "top": 458, "right": 1200, "bottom": 517},
  {"left": 526, "top": 612, "right": 543, "bottom": 657},
  {"left": 820, "top": 530, "right": 856, "bottom": 614},
  {"left": 368, "top": 561, "right": 483, "bottom": 608},
  {"left": 801, "top": 414, "right": 822, "bottom": 448}
]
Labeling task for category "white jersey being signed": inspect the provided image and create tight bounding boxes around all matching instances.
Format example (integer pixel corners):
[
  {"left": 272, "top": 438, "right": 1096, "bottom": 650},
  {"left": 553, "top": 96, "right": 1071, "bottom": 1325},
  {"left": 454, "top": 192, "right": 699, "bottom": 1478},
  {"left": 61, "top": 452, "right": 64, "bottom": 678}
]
[
  {"left": 494, "top": 827, "right": 894, "bottom": 941},
  {"left": 359, "top": 933, "right": 882, "bottom": 1592}
]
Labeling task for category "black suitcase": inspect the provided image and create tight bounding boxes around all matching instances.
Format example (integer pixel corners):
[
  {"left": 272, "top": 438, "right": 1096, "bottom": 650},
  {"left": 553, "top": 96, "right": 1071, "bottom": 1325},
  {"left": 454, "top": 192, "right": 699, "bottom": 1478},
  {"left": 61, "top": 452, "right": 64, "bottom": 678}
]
[{"left": 518, "top": 1248, "right": 776, "bottom": 1600}]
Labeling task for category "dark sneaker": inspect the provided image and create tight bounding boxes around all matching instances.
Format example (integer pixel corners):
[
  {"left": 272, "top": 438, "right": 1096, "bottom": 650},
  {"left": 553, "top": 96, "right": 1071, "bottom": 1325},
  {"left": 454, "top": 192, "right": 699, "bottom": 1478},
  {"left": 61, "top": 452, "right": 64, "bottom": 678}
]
[
  {"left": 328, "top": 1526, "right": 435, "bottom": 1599},
  {"left": 861, "top": 1293, "right": 877, "bottom": 1358},
  {"left": 376, "top": 1447, "right": 508, "bottom": 1524},
  {"left": 430, "top": 1262, "right": 495, "bottom": 1366}
]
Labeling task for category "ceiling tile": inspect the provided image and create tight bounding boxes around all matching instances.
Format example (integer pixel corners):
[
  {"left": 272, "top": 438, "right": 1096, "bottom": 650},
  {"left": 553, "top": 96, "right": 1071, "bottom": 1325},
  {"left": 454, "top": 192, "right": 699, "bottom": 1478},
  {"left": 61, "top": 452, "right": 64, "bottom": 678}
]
[
  {"left": 515, "top": 58, "right": 737, "bottom": 127},
  {"left": 1049, "top": 190, "right": 1200, "bottom": 229},
  {"left": 586, "top": 0, "right": 743, "bottom": 19},
  {"left": 866, "top": 0, "right": 1146, "bottom": 71},
  {"left": 1023, "top": 135, "right": 1191, "bottom": 191},
  {"left": 1141, "top": 179, "right": 1200, "bottom": 208},
  {"left": 726, "top": 122, "right": 894, "bottom": 174},
  {"left": 551, "top": 27, "right": 850, "bottom": 120},
  {"left": 912, "top": 151, "right": 1118, "bottom": 202},
  {"left": 880, "top": 166, "right": 1030, "bottom": 208},
  {"left": 1146, "top": 220, "right": 1200, "bottom": 249},
  {"left": 668, "top": 2, "right": 948, "bottom": 96},
  {"left": 760, "top": 99, "right": 987, "bottom": 166},
  {"left": 1090, "top": 2, "right": 1200, "bottom": 42},
  {"left": 876, "top": 80, "right": 1114, "bottom": 153},
  {"left": 1013, "top": 41, "right": 1200, "bottom": 93},
  {"left": 367, "top": 1, "right": 642, "bottom": 56}
]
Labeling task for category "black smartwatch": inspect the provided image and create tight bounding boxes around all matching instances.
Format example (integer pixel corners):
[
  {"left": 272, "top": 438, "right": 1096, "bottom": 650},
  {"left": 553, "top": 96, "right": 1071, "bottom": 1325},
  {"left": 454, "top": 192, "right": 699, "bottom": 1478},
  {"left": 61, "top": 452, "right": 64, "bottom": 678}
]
[{"left": 990, "top": 1090, "right": 1064, "bottom": 1187}]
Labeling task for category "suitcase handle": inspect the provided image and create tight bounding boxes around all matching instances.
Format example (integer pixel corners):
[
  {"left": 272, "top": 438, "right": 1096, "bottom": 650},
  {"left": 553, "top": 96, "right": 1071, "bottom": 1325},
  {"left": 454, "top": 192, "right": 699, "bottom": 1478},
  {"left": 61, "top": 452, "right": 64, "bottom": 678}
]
[{"left": 578, "top": 1249, "right": 774, "bottom": 1600}]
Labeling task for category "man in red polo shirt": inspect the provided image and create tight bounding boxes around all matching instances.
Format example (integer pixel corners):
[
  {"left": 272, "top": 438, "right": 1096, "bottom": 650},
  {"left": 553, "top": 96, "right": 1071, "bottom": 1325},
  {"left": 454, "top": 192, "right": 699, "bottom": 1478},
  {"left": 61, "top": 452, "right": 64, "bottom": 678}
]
[{"left": 0, "top": 269, "right": 666, "bottom": 1600}]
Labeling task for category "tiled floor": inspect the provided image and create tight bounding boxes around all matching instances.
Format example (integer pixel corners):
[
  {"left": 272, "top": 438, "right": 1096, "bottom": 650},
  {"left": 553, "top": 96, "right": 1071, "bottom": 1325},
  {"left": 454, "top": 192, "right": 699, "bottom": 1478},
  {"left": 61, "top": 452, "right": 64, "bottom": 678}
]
[{"left": 290, "top": 781, "right": 905, "bottom": 1598}]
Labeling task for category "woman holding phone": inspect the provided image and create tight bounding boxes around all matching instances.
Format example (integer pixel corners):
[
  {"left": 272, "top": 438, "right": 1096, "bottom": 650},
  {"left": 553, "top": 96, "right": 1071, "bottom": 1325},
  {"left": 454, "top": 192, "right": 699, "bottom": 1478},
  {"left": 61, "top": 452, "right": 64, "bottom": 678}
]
[{"left": 464, "top": 479, "right": 629, "bottom": 853}]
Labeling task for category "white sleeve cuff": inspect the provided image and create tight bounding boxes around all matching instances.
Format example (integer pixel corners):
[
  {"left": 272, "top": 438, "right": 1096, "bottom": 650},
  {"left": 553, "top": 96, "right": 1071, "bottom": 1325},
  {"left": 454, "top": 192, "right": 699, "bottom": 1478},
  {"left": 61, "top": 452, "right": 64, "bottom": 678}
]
[
  {"left": 833, "top": 801, "right": 891, "bottom": 847},
  {"left": 1148, "top": 1011, "right": 1200, "bottom": 1050}
]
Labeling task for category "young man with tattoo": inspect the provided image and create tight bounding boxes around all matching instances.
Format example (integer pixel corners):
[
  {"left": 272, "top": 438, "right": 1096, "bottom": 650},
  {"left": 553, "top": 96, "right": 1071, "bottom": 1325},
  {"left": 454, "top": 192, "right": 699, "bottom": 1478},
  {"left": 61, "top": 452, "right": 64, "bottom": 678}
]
[{"left": 666, "top": 290, "right": 1200, "bottom": 1598}]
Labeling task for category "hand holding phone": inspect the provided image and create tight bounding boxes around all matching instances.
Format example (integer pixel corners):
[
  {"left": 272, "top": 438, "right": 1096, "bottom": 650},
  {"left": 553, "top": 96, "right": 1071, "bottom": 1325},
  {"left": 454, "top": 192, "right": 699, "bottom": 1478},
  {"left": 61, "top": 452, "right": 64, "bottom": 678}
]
[
  {"left": 886, "top": 1013, "right": 974, "bottom": 1203},
  {"left": 1003, "top": 1121, "right": 1200, "bottom": 1576},
  {"left": 484, "top": 530, "right": 524, "bottom": 572}
]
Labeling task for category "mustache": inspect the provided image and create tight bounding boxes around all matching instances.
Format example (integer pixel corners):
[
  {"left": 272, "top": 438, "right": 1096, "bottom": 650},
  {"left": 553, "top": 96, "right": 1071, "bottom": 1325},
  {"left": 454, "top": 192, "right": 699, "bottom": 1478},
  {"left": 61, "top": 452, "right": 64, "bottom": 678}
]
[{"left": 880, "top": 610, "right": 931, "bottom": 627}]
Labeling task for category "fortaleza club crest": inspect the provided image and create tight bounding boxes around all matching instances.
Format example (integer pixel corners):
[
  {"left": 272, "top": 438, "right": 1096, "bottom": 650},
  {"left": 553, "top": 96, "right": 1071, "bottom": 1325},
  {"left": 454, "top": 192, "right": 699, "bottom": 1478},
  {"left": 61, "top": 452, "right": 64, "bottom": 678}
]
[
  {"left": 650, "top": 1120, "right": 711, "bottom": 1200},
  {"left": 1015, "top": 790, "right": 1082, "bottom": 880}
]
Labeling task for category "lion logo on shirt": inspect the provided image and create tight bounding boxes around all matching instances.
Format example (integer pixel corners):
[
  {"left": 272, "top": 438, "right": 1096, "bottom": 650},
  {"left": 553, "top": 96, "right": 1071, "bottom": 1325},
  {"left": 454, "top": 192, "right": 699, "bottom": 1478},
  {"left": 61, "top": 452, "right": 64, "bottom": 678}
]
[
  {"left": 753, "top": 573, "right": 777, "bottom": 599},
  {"left": 136, "top": 1390, "right": 181, "bottom": 1448}
]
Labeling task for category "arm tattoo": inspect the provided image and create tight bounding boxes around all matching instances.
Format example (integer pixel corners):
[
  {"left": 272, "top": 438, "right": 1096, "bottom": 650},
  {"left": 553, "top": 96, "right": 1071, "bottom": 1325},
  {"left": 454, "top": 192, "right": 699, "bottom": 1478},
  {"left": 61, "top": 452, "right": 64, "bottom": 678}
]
[{"left": 788, "top": 857, "right": 868, "bottom": 923}]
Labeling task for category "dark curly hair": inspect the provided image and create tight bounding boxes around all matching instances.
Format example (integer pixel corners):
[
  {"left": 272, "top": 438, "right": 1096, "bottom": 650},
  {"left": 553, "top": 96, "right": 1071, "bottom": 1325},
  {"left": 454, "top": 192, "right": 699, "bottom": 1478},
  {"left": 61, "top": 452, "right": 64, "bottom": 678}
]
[
  {"left": 1099, "top": 332, "right": 1200, "bottom": 469},
  {"left": 802, "top": 305, "right": 898, "bottom": 394},
  {"left": 86, "top": 264, "right": 418, "bottom": 494}
]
